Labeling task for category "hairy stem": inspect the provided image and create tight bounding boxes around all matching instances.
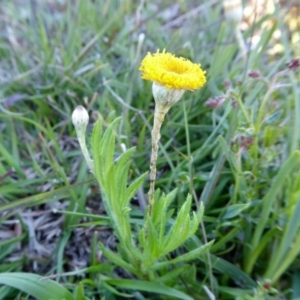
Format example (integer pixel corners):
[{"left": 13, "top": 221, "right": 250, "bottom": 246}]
[
  {"left": 148, "top": 105, "right": 169, "bottom": 215},
  {"left": 76, "top": 130, "right": 94, "bottom": 172}
]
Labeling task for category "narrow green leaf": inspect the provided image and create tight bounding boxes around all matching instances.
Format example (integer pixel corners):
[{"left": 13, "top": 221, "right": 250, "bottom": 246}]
[
  {"left": 218, "top": 287, "right": 254, "bottom": 299},
  {"left": 99, "top": 243, "right": 139, "bottom": 277},
  {"left": 0, "top": 273, "right": 74, "bottom": 300},
  {"left": 263, "top": 110, "right": 283, "bottom": 125},
  {"left": 200, "top": 154, "right": 226, "bottom": 206},
  {"left": 189, "top": 211, "right": 200, "bottom": 235},
  {"left": 115, "top": 148, "right": 135, "bottom": 199},
  {"left": 74, "top": 282, "right": 88, "bottom": 300},
  {"left": 222, "top": 203, "right": 250, "bottom": 220},
  {"left": 211, "top": 226, "right": 241, "bottom": 252},
  {"left": 102, "top": 282, "right": 133, "bottom": 298},
  {"left": 105, "top": 164, "right": 117, "bottom": 210},
  {"left": 98, "top": 192, "right": 123, "bottom": 242},
  {"left": 139, "top": 227, "right": 146, "bottom": 249},
  {"left": 212, "top": 255, "right": 257, "bottom": 287},
  {"left": 265, "top": 194, "right": 300, "bottom": 279},
  {"left": 154, "top": 265, "right": 189, "bottom": 283},
  {"left": 0, "top": 286, "right": 11, "bottom": 300},
  {"left": 91, "top": 117, "right": 103, "bottom": 183},
  {"left": 148, "top": 218, "right": 159, "bottom": 259},
  {"left": 270, "top": 234, "right": 300, "bottom": 282},
  {"left": 152, "top": 189, "right": 177, "bottom": 226},
  {"left": 210, "top": 23, "right": 236, "bottom": 77},
  {"left": 104, "top": 279, "right": 194, "bottom": 300},
  {"left": 248, "top": 22, "right": 278, "bottom": 68},
  {"left": 250, "top": 151, "right": 300, "bottom": 257},
  {"left": 163, "top": 196, "right": 192, "bottom": 253},
  {"left": 292, "top": 271, "right": 300, "bottom": 299},
  {"left": 158, "top": 191, "right": 178, "bottom": 245},
  {"left": 115, "top": 148, "right": 135, "bottom": 174},
  {"left": 116, "top": 161, "right": 131, "bottom": 201},
  {"left": 124, "top": 241, "right": 144, "bottom": 262},
  {"left": 186, "top": 236, "right": 257, "bottom": 288},
  {"left": 123, "top": 172, "right": 148, "bottom": 206},
  {"left": 218, "top": 136, "right": 239, "bottom": 173},
  {"left": 149, "top": 241, "right": 213, "bottom": 271},
  {"left": 99, "top": 117, "right": 121, "bottom": 175},
  {"left": 0, "top": 143, "right": 23, "bottom": 175},
  {"left": 245, "top": 227, "right": 281, "bottom": 276}
]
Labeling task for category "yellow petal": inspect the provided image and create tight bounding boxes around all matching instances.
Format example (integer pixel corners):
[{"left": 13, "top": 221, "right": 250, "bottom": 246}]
[{"left": 139, "top": 50, "right": 207, "bottom": 90}]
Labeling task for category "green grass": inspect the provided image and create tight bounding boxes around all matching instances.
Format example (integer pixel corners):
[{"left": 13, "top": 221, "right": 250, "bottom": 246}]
[{"left": 0, "top": 0, "right": 300, "bottom": 299}]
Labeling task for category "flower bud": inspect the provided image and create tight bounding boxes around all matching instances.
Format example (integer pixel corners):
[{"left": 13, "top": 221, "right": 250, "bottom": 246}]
[
  {"left": 223, "top": 0, "right": 243, "bottom": 25},
  {"left": 205, "top": 96, "right": 226, "bottom": 109},
  {"left": 287, "top": 59, "right": 300, "bottom": 71},
  {"left": 152, "top": 82, "right": 185, "bottom": 113},
  {"left": 72, "top": 105, "right": 89, "bottom": 131},
  {"left": 248, "top": 70, "right": 261, "bottom": 78},
  {"left": 72, "top": 105, "right": 94, "bottom": 172}
]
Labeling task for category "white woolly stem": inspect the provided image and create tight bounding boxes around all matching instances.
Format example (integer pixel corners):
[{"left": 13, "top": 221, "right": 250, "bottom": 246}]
[
  {"left": 76, "top": 130, "right": 94, "bottom": 173},
  {"left": 148, "top": 105, "right": 169, "bottom": 215}
]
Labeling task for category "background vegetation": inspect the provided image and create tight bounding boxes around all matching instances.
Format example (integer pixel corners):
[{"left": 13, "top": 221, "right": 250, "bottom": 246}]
[{"left": 0, "top": 0, "right": 299, "bottom": 299}]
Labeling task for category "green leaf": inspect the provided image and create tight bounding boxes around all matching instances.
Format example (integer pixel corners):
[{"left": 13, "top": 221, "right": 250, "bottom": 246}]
[
  {"left": 115, "top": 148, "right": 135, "bottom": 174},
  {"left": 248, "top": 151, "right": 300, "bottom": 273},
  {"left": 102, "top": 282, "right": 133, "bottom": 298},
  {"left": 186, "top": 236, "right": 257, "bottom": 288},
  {"left": 99, "top": 117, "right": 121, "bottom": 176},
  {"left": 248, "top": 22, "right": 277, "bottom": 68},
  {"left": 222, "top": 203, "right": 250, "bottom": 220},
  {"left": 105, "top": 164, "right": 117, "bottom": 209},
  {"left": 149, "top": 241, "right": 214, "bottom": 271},
  {"left": 0, "top": 272, "right": 74, "bottom": 300},
  {"left": 191, "top": 202, "right": 204, "bottom": 232},
  {"left": 265, "top": 193, "right": 300, "bottom": 280},
  {"left": 123, "top": 172, "right": 148, "bottom": 207},
  {"left": 98, "top": 191, "right": 123, "bottom": 241},
  {"left": 270, "top": 234, "right": 300, "bottom": 282},
  {"left": 115, "top": 147, "right": 136, "bottom": 200},
  {"left": 99, "top": 243, "right": 139, "bottom": 277},
  {"left": 218, "top": 136, "right": 239, "bottom": 173},
  {"left": 163, "top": 196, "right": 196, "bottom": 254},
  {"left": 74, "top": 282, "right": 88, "bottom": 300},
  {"left": 200, "top": 154, "right": 226, "bottom": 206},
  {"left": 154, "top": 265, "right": 189, "bottom": 283},
  {"left": 139, "top": 226, "right": 146, "bottom": 249},
  {"left": 116, "top": 161, "right": 131, "bottom": 200},
  {"left": 103, "top": 279, "right": 194, "bottom": 300},
  {"left": 263, "top": 110, "right": 283, "bottom": 125},
  {"left": 245, "top": 227, "right": 280, "bottom": 277},
  {"left": 210, "top": 23, "right": 236, "bottom": 77},
  {"left": 158, "top": 191, "right": 178, "bottom": 245},
  {"left": 292, "top": 271, "right": 300, "bottom": 299},
  {"left": 147, "top": 218, "right": 159, "bottom": 259},
  {"left": 0, "top": 286, "right": 12, "bottom": 300},
  {"left": 218, "top": 287, "right": 254, "bottom": 299},
  {"left": 171, "top": 240, "right": 213, "bottom": 264},
  {"left": 273, "top": 194, "right": 300, "bottom": 264},
  {"left": 152, "top": 189, "right": 177, "bottom": 227},
  {"left": 212, "top": 255, "right": 257, "bottom": 288},
  {"left": 91, "top": 117, "right": 103, "bottom": 183},
  {"left": 211, "top": 226, "right": 241, "bottom": 252}
]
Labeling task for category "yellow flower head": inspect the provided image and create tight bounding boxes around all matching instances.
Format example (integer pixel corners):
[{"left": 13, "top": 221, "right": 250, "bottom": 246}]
[{"left": 139, "top": 50, "right": 206, "bottom": 90}]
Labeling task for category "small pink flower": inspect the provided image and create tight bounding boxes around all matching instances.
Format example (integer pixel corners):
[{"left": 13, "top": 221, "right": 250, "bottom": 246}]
[
  {"left": 248, "top": 70, "right": 261, "bottom": 78},
  {"left": 287, "top": 59, "right": 300, "bottom": 71},
  {"left": 205, "top": 96, "right": 226, "bottom": 108}
]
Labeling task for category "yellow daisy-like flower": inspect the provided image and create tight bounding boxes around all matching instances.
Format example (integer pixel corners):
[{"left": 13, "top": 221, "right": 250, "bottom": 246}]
[{"left": 139, "top": 50, "right": 206, "bottom": 90}]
